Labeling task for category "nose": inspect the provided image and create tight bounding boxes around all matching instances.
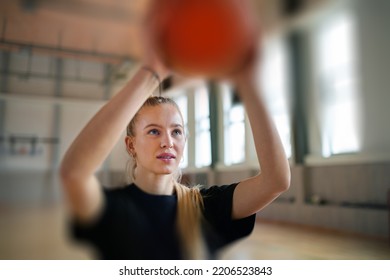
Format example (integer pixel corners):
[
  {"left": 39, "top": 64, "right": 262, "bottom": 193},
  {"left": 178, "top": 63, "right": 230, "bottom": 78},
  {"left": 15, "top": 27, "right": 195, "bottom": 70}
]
[{"left": 160, "top": 134, "right": 173, "bottom": 149}]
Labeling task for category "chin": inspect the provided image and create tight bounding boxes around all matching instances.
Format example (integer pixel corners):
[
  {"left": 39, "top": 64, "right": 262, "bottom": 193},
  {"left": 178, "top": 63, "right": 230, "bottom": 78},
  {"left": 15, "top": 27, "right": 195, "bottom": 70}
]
[{"left": 159, "top": 166, "right": 179, "bottom": 176}]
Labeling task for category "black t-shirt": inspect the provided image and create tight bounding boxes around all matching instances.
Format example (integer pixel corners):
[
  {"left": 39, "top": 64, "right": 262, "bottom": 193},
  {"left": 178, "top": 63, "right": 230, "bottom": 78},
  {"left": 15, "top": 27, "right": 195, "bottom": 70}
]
[{"left": 71, "top": 183, "right": 255, "bottom": 260}]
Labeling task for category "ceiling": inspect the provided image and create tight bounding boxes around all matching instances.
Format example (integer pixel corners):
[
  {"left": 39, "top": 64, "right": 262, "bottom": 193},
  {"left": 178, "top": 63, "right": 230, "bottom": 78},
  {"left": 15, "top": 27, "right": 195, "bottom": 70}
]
[{"left": 0, "top": 0, "right": 153, "bottom": 65}]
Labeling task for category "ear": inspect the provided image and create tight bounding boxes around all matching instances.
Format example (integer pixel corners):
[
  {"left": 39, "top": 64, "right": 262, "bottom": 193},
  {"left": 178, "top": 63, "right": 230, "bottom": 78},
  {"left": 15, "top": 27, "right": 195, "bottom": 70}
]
[{"left": 125, "top": 136, "right": 136, "bottom": 157}]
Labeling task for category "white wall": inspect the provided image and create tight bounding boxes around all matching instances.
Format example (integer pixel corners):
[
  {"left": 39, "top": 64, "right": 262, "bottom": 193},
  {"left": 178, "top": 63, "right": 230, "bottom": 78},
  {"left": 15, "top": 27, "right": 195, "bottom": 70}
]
[
  {"left": 0, "top": 52, "right": 128, "bottom": 204},
  {"left": 2, "top": 100, "right": 54, "bottom": 170},
  {"left": 354, "top": 0, "right": 390, "bottom": 157},
  {"left": 0, "top": 54, "right": 123, "bottom": 172}
]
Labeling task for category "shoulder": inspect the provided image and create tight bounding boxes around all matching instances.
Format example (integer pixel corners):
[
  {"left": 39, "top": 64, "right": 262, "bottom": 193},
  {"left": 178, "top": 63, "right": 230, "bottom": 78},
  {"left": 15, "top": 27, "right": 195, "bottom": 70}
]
[
  {"left": 71, "top": 184, "right": 137, "bottom": 236},
  {"left": 199, "top": 182, "right": 256, "bottom": 246},
  {"left": 199, "top": 182, "right": 239, "bottom": 219},
  {"left": 74, "top": 184, "right": 136, "bottom": 227},
  {"left": 102, "top": 184, "right": 136, "bottom": 199},
  {"left": 200, "top": 182, "right": 239, "bottom": 200},
  {"left": 100, "top": 184, "right": 144, "bottom": 213},
  {"left": 103, "top": 184, "right": 132, "bottom": 194}
]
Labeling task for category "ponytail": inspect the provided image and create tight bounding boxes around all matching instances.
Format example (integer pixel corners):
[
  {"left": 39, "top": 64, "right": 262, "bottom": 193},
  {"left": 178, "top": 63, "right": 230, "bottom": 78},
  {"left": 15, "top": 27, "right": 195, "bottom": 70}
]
[{"left": 174, "top": 181, "right": 207, "bottom": 259}]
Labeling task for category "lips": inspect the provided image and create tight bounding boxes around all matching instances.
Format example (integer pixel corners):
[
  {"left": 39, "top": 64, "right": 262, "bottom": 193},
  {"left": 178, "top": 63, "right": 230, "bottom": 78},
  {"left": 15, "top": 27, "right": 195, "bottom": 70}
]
[{"left": 156, "top": 153, "right": 176, "bottom": 160}]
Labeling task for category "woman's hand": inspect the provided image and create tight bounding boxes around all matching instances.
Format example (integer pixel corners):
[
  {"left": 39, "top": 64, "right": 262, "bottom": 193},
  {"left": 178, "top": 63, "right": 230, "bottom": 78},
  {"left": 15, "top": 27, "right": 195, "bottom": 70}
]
[
  {"left": 222, "top": 1, "right": 262, "bottom": 89},
  {"left": 230, "top": 37, "right": 262, "bottom": 88},
  {"left": 140, "top": 2, "right": 172, "bottom": 81}
]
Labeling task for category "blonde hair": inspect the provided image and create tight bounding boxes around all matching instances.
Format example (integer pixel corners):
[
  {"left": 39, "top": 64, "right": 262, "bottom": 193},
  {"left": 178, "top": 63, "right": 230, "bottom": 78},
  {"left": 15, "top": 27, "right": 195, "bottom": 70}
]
[{"left": 126, "top": 96, "right": 206, "bottom": 259}]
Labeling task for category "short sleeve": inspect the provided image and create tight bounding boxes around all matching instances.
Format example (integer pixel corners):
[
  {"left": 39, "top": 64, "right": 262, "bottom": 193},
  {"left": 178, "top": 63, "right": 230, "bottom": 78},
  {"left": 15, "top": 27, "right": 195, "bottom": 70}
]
[
  {"left": 200, "top": 183, "right": 256, "bottom": 251},
  {"left": 69, "top": 188, "right": 126, "bottom": 257}
]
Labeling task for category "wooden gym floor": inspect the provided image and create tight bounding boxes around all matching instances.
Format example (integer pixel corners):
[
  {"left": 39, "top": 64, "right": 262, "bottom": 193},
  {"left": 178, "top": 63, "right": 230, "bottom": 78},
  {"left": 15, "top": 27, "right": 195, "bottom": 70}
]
[{"left": 0, "top": 203, "right": 389, "bottom": 260}]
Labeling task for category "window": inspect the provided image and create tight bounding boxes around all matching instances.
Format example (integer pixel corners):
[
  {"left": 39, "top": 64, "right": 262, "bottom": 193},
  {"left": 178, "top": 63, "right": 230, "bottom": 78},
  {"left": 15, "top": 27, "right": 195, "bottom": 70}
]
[
  {"left": 194, "top": 86, "right": 211, "bottom": 167},
  {"left": 314, "top": 12, "right": 361, "bottom": 156},
  {"left": 222, "top": 84, "right": 245, "bottom": 165},
  {"left": 261, "top": 37, "right": 292, "bottom": 158}
]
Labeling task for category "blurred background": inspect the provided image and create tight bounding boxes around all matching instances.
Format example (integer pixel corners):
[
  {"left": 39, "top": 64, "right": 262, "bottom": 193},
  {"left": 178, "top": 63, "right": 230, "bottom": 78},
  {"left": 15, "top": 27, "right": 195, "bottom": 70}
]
[{"left": 0, "top": 0, "right": 389, "bottom": 259}]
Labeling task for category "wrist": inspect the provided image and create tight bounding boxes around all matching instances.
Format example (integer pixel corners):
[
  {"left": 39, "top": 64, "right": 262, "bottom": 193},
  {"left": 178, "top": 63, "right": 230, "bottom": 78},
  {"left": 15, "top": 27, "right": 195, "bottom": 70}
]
[
  {"left": 139, "top": 66, "right": 163, "bottom": 95},
  {"left": 141, "top": 66, "right": 161, "bottom": 84},
  {"left": 235, "top": 78, "right": 257, "bottom": 93},
  {"left": 142, "top": 63, "right": 170, "bottom": 81}
]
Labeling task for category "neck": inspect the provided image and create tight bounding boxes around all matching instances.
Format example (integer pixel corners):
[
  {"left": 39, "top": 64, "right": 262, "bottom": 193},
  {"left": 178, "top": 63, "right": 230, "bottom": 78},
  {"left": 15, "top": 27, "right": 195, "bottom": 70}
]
[{"left": 133, "top": 172, "right": 175, "bottom": 195}]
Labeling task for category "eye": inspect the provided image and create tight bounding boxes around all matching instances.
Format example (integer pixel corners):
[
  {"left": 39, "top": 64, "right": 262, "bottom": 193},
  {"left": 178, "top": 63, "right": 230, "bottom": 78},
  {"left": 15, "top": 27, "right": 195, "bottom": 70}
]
[
  {"left": 172, "top": 129, "right": 183, "bottom": 136},
  {"left": 148, "top": 129, "right": 160, "bottom": 135}
]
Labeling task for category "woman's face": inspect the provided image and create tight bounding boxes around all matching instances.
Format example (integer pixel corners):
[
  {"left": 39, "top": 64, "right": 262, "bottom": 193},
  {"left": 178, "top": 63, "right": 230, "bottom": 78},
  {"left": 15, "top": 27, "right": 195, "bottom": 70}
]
[{"left": 127, "top": 103, "right": 186, "bottom": 177}]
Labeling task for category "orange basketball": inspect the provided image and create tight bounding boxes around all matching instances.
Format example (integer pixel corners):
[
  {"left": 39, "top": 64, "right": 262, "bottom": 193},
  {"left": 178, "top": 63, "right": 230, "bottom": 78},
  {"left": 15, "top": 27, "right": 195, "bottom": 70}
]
[{"left": 148, "top": 0, "right": 256, "bottom": 78}]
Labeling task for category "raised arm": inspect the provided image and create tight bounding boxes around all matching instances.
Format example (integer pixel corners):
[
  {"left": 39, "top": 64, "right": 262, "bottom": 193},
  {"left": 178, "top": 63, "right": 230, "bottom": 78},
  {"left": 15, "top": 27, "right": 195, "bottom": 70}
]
[
  {"left": 60, "top": 64, "right": 168, "bottom": 222},
  {"left": 59, "top": 3, "right": 172, "bottom": 222},
  {"left": 230, "top": 45, "right": 291, "bottom": 220}
]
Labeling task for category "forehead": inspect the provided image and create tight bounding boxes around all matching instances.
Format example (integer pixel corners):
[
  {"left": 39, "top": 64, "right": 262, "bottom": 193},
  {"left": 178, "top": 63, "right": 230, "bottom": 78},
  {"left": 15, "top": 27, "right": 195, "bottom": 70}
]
[{"left": 136, "top": 103, "right": 184, "bottom": 127}]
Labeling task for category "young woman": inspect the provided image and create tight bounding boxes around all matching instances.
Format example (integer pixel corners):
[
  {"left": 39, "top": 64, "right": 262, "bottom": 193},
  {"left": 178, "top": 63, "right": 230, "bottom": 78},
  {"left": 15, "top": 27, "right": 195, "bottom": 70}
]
[{"left": 60, "top": 32, "right": 291, "bottom": 259}]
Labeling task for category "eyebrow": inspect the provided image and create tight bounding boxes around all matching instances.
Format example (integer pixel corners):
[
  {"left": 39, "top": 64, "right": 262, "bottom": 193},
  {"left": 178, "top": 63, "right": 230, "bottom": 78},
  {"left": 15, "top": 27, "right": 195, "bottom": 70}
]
[{"left": 143, "top": 123, "right": 184, "bottom": 130}]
